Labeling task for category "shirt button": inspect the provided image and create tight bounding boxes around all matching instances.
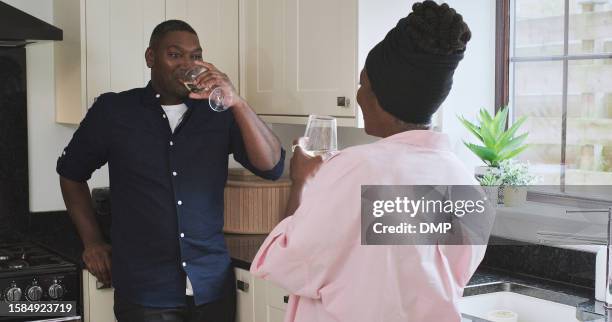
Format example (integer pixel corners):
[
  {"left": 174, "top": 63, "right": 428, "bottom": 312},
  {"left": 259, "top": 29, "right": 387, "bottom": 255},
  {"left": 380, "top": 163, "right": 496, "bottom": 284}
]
[
  {"left": 180, "top": 233, "right": 185, "bottom": 238},
  {"left": 169, "top": 141, "right": 174, "bottom": 146},
  {"left": 62, "top": 150, "right": 66, "bottom": 156},
  {"left": 177, "top": 200, "right": 183, "bottom": 206},
  {"left": 162, "top": 114, "right": 167, "bottom": 119},
  {"left": 182, "top": 262, "right": 187, "bottom": 267},
  {"left": 155, "top": 94, "right": 161, "bottom": 98},
  {"left": 172, "top": 171, "right": 177, "bottom": 176}
]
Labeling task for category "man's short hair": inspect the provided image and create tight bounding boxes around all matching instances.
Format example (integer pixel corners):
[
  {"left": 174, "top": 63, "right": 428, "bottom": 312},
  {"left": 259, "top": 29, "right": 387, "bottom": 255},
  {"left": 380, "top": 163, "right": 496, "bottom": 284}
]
[{"left": 149, "top": 20, "right": 197, "bottom": 48}]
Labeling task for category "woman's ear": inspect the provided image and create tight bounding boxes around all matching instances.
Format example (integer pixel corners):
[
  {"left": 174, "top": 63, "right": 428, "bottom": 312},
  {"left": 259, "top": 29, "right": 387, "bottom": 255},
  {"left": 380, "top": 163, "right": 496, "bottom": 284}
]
[{"left": 145, "top": 47, "right": 154, "bottom": 68}]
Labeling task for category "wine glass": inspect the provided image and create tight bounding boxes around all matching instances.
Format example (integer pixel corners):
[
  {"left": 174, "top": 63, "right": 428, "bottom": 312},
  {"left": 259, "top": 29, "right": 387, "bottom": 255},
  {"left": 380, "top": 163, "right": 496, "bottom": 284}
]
[
  {"left": 182, "top": 65, "right": 232, "bottom": 112},
  {"left": 302, "top": 115, "right": 338, "bottom": 156}
]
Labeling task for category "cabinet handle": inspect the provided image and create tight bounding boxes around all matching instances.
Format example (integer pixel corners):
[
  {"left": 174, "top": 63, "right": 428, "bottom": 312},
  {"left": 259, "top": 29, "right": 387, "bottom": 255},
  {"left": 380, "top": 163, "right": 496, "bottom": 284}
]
[
  {"left": 283, "top": 295, "right": 289, "bottom": 303},
  {"left": 236, "top": 280, "right": 249, "bottom": 292},
  {"left": 337, "top": 97, "right": 350, "bottom": 108},
  {"left": 96, "top": 280, "right": 111, "bottom": 289}
]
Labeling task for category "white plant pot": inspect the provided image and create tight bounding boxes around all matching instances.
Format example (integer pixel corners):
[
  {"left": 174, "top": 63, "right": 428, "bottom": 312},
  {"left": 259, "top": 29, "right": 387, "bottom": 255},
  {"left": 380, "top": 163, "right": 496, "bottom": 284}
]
[
  {"left": 503, "top": 186, "right": 527, "bottom": 207},
  {"left": 482, "top": 186, "right": 499, "bottom": 207}
]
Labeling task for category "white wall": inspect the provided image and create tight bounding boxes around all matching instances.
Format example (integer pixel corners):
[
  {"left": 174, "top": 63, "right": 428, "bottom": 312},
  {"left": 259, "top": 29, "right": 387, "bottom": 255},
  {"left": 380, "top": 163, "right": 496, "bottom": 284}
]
[
  {"left": 4, "top": 0, "right": 109, "bottom": 212},
  {"left": 441, "top": 0, "right": 497, "bottom": 165},
  {"left": 258, "top": 0, "right": 496, "bottom": 172}
]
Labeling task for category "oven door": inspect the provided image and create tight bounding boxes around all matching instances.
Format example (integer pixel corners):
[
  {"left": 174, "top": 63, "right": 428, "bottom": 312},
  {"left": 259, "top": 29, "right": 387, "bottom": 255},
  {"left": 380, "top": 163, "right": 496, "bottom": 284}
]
[
  {"left": 29, "top": 317, "right": 82, "bottom": 322},
  {"left": 0, "top": 317, "right": 81, "bottom": 322}
]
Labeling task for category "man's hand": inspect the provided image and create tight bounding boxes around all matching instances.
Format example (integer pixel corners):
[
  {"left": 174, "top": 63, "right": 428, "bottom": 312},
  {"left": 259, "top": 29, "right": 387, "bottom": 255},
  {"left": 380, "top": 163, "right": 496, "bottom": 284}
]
[
  {"left": 83, "top": 241, "right": 112, "bottom": 285},
  {"left": 189, "top": 61, "right": 245, "bottom": 108}
]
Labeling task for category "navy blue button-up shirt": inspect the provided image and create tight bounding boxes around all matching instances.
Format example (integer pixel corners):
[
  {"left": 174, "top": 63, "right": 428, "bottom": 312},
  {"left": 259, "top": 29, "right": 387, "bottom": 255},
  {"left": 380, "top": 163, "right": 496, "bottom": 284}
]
[{"left": 57, "top": 82, "right": 285, "bottom": 307}]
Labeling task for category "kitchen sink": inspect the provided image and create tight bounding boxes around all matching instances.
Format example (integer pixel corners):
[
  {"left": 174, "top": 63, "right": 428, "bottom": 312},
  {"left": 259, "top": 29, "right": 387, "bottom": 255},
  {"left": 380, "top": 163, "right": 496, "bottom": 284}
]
[{"left": 459, "top": 282, "right": 597, "bottom": 322}]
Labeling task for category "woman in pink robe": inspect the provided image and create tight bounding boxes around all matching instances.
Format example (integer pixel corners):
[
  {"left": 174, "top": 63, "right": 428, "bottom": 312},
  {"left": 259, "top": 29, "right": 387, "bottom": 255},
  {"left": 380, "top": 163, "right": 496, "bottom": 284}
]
[{"left": 251, "top": 1, "right": 484, "bottom": 321}]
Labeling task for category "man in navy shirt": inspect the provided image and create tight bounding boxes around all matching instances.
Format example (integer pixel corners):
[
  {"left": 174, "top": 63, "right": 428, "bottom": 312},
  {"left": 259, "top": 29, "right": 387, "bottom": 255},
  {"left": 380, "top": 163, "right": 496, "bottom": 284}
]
[{"left": 57, "top": 20, "right": 285, "bottom": 322}]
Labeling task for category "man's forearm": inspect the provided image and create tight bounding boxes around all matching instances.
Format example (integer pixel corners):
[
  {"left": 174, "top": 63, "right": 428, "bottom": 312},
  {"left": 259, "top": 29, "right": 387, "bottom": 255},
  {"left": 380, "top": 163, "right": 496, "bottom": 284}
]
[
  {"left": 59, "top": 176, "right": 105, "bottom": 247},
  {"left": 231, "top": 100, "right": 282, "bottom": 171}
]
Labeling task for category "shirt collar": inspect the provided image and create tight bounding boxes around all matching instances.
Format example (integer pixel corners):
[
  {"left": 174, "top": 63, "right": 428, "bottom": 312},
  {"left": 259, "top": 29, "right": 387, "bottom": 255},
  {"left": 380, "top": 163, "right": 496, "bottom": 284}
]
[
  {"left": 142, "top": 81, "right": 198, "bottom": 109},
  {"left": 380, "top": 130, "right": 452, "bottom": 151}
]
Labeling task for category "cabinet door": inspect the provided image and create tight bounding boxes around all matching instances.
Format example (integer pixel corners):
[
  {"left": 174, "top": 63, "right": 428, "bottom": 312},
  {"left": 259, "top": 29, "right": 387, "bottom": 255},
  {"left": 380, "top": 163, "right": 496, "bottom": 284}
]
[
  {"left": 242, "top": 0, "right": 357, "bottom": 118},
  {"left": 82, "top": 270, "right": 116, "bottom": 322},
  {"left": 165, "top": 0, "right": 240, "bottom": 91},
  {"left": 235, "top": 268, "right": 255, "bottom": 322},
  {"left": 86, "top": 0, "right": 165, "bottom": 107},
  {"left": 253, "top": 278, "right": 289, "bottom": 322}
]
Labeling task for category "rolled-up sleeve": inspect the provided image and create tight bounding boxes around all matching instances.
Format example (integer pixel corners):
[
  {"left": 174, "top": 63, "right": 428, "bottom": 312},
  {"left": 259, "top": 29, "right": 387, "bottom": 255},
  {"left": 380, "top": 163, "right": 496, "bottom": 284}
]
[
  {"left": 229, "top": 115, "right": 285, "bottom": 180},
  {"left": 56, "top": 95, "right": 111, "bottom": 182}
]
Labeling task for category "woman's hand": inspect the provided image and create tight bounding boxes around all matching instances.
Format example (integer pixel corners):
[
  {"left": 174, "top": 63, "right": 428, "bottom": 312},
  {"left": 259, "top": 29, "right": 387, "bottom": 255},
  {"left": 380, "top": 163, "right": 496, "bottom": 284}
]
[{"left": 289, "top": 138, "right": 325, "bottom": 184}]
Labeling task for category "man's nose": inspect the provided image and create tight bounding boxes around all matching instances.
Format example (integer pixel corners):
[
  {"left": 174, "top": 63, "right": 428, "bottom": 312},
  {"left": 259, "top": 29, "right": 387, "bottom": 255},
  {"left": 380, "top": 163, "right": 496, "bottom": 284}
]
[{"left": 180, "top": 56, "right": 195, "bottom": 69}]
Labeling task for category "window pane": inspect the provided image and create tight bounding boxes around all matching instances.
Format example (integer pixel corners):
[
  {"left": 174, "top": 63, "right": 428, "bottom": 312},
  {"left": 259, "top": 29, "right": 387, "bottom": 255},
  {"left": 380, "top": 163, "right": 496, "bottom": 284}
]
[
  {"left": 565, "top": 59, "right": 612, "bottom": 184},
  {"left": 513, "top": 61, "right": 564, "bottom": 184},
  {"left": 568, "top": 0, "right": 612, "bottom": 55},
  {"left": 514, "top": 0, "right": 565, "bottom": 57}
]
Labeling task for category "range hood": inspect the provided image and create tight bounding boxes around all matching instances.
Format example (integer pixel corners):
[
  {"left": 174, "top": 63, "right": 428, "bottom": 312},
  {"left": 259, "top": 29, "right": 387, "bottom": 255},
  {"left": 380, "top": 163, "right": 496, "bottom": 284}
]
[{"left": 0, "top": 1, "right": 62, "bottom": 47}]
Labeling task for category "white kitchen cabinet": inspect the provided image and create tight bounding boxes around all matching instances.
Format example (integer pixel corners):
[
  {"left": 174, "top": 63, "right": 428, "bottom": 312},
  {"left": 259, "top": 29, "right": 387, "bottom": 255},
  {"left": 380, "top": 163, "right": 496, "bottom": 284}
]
[
  {"left": 82, "top": 270, "right": 116, "bottom": 322},
  {"left": 165, "top": 0, "right": 240, "bottom": 90},
  {"left": 81, "top": 267, "right": 287, "bottom": 322},
  {"left": 54, "top": 0, "right": 239, "bottom": 124},
  {"left": 54, "top": 0, "right": 164, "bottom": 124},
  {"left": 253, "top": 274, "right": 289, "bottom": 322},
  {"left": 239, "top": 0, "right": 414, "bottom": 127},
  {"left": 236, "top": 267, "right": 290, "bottom": 322},
  {"left": 235, "top": 267, "right": 255, "bottom": 322}
]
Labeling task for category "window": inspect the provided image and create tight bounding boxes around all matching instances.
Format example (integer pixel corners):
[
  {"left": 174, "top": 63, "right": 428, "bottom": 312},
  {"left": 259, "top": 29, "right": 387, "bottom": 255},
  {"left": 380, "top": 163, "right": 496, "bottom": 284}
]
[{"left": 501, "top": 0, "right": 612, "bottom": 187}]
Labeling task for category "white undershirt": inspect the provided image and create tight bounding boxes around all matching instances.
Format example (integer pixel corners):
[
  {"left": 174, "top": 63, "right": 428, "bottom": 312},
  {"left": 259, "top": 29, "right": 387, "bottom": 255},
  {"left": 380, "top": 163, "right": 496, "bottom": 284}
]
[
  {"left": 161, "top": 103, "right": 193, "bottom": 296},
  {"left": 161, "top": 103, "right": 188, "bottom": 133}
]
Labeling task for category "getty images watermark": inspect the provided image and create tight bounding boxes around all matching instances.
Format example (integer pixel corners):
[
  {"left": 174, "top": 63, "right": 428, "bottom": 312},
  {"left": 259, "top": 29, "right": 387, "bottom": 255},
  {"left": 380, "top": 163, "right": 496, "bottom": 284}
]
[{"left": 361, "top": 185, "right": 496, "bottom": 245}]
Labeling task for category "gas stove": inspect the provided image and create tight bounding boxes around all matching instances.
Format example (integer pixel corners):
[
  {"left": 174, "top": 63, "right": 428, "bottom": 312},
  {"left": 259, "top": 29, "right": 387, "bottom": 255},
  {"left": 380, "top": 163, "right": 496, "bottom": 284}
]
[{"left": 0, "top": 241, "right": 80, "bottom": 321}]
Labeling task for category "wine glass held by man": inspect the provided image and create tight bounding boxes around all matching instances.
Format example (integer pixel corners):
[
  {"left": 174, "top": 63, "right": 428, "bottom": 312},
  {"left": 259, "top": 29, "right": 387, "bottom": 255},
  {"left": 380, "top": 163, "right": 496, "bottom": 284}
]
[{"left": 184, "top": 60, "right": 239, "bottom": 111}]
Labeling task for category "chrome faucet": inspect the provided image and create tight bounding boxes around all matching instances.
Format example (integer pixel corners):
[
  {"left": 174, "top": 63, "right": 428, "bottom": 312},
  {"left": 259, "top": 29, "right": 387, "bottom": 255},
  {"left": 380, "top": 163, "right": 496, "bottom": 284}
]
[{"left": 564, "top": 208, "right": 612, "bottom": 310}]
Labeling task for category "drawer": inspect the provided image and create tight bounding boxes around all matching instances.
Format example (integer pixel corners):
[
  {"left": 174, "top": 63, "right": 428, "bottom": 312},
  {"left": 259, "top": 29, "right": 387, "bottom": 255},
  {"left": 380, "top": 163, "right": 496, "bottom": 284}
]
[{"left": 266, "top": 281, "right": 289, "bottom": 310}]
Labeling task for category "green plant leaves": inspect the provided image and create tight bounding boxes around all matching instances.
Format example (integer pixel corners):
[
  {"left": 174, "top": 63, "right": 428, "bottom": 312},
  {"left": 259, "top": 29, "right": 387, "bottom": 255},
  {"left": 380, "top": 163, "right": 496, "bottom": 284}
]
[
  {"left": 464, "top": 143, "right": 499, "bottom": 166},
  {"left": 459, "top": 106, "right": 529, "bottom": 166},
  {"left": 458, "top": 117, "right": 483, "bottom": 143},
  {"left": 499, "top": 145, "right": 529, "bottom": 161}
]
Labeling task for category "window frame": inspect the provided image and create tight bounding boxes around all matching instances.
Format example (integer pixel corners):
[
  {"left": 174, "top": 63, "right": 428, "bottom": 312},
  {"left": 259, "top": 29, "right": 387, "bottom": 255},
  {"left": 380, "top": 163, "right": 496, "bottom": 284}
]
[{"left": 497, "top": 0, "right": 612, "bottom": 203}]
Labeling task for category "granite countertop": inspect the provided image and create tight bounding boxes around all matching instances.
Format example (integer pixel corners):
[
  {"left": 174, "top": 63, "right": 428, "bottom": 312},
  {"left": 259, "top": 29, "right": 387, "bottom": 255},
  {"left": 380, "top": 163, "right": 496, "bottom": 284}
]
[{"left": 225, "top": 233, "right": 268, "bottom": 270}]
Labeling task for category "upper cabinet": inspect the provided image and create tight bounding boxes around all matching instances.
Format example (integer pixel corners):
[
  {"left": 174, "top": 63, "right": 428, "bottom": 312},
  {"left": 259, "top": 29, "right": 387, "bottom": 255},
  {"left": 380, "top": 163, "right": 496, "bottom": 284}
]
[
  {"left": 54, "top": 0, "right": 164, "bottom": 124},
  {"left": 165, "top": 0, "right": 239, "bottom": 90},
  {"left": 54, "top": 0, "right": 239, "bottom": 125},
  {"left": 54, "top": 0, "right": 411, "bottom": 126},
  {"left": 239, "top": 0, "right": 414, "bottom": 127}
]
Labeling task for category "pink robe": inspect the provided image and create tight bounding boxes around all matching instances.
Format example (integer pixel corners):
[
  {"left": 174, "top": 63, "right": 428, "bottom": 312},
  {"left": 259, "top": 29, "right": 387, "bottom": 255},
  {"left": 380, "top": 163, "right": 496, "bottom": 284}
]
[{"left": 251, "top": 130, "right": 487, "bottom": 322}]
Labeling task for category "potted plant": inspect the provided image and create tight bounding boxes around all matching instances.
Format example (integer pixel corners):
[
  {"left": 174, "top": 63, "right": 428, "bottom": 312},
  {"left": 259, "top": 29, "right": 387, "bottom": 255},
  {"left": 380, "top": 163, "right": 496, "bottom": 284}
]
[
  {"left": 479, "top": 170, "right": 503, "bottom": 206},
  {"left": 458, "top": 107, "right": 529, "bottom": 177},
  {"left": 497, "top": 160, "right": 537, "bottom": 206}
]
